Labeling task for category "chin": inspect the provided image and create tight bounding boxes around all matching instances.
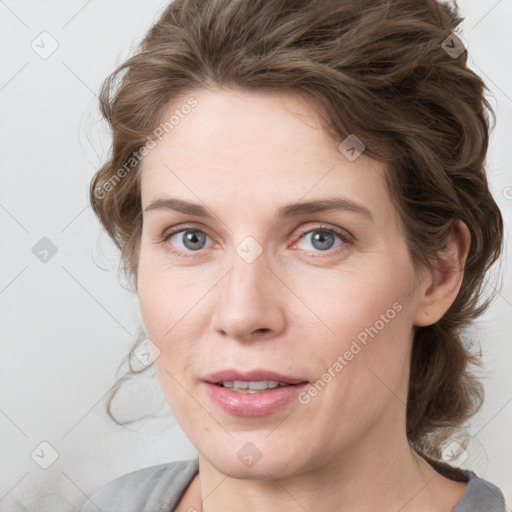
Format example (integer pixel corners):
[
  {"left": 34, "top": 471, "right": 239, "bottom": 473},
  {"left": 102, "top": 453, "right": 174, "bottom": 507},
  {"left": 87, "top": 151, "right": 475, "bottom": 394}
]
[{"left": 197, "top": 434, "right": 311, "bottom": 480}]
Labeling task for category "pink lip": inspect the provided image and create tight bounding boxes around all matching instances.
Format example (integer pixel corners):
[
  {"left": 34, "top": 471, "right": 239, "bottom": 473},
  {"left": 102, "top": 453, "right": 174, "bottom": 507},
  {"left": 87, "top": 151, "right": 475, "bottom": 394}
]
[
  {"left": 203, "top": 369, "right": 306, "bottom": 385},
  {"left": 202, "top": 369, "right": 309, "bottom": 417}
]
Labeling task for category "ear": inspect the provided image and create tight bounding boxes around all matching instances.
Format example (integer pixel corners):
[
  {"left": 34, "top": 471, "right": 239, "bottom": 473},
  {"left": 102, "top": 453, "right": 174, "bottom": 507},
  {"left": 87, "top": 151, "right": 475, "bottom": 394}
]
[{"left": 412, "top": 221, "right": 471, "bottom": 327}]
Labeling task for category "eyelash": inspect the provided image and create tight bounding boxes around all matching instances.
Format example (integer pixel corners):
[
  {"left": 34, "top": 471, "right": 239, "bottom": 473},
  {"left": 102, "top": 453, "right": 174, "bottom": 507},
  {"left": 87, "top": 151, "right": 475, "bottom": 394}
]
[{"left": 160, "top": 224, "right": 351, "bottom": 259}]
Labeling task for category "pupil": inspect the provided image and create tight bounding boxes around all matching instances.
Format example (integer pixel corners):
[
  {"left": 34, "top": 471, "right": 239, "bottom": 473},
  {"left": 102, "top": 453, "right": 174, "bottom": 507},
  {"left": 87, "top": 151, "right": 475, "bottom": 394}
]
[
  {"left": 312, "top": 231, "right": 334, "bottom": 251},
  {"left": 184, "top": 231, "right": 205, "bottom": 250}
]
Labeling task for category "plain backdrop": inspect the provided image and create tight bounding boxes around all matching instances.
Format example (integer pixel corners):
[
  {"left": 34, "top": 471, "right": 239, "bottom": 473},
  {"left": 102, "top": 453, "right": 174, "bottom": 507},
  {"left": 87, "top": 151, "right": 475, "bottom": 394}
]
[{"left": 1, "top": 0, "right": 511, "bottom": 510}]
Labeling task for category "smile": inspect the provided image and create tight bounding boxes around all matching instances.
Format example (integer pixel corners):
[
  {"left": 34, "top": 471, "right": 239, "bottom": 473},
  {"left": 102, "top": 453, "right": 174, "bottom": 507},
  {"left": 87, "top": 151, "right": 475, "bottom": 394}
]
[{"left": 215, "top": 380, "right": 290, "bottom": 392}]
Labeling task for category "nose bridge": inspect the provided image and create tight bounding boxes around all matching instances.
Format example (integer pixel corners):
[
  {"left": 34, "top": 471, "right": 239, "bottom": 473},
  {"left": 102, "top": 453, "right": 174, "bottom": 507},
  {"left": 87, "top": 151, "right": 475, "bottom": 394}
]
[
  {"left": 220, "top": 228, "right": 271, "bottom": 297},
  {"left": 211, "top": 242, "right": 285, "bottom": 340},
  {"left": 221, "top": 244, "right": 271, "bottom": 311}
]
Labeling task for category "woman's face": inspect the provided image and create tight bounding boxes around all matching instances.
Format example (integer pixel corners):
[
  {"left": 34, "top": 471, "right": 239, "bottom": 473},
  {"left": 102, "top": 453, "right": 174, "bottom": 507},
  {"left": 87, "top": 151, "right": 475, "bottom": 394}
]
[{"left": 137, "top": 88, "right": 428, "bottom": 478}]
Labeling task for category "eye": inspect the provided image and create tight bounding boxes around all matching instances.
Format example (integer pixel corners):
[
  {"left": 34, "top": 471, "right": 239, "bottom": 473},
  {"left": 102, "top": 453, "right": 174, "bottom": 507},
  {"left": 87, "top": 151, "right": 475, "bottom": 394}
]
[
  {"left": 163, "top": 226, "right": 213, "bottom": 257},
  {"left": 160, "top": 223, "right": 350, "bottom": 258},
  {"left": 293, "top": 225, "right": 349, "bottom": 255}
]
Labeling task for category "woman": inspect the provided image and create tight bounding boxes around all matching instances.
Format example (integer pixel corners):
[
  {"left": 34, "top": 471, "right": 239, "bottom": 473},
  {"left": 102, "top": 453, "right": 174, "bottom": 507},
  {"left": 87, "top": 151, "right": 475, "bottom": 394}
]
[{"left": 80, "top": 0, "right": 507, "bottom": 510}]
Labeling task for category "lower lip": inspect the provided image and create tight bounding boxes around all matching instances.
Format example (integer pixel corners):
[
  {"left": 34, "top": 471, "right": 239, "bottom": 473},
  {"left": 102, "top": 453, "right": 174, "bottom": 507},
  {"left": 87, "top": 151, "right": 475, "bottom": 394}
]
[{"left": 204, "top": 382, "right": 309, "bottom": 417}]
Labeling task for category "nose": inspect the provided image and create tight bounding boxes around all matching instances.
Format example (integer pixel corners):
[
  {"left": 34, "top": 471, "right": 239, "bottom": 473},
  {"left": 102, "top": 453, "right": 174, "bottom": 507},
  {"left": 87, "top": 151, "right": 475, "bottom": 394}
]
[{"left": 211, "top": 248, "right": 286, "bottom": 343}]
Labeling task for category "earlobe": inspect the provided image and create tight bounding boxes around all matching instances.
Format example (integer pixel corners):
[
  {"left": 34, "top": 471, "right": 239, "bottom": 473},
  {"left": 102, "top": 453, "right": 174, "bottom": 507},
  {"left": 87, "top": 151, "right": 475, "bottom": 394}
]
[{"left": 412, "top": 221, "right": 471, "bottom": 327}]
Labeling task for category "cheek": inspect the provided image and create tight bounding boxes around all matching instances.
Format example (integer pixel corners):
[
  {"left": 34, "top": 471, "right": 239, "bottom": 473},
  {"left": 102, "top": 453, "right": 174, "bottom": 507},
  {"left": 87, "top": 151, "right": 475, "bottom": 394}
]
[
  {"left": 289, "top": 263, "right": 408, "bottom": 344},
  {"left": 136, "top": 253, "right": 210, "bottom": 368},
  {"left": 136, "top": 260, "right": 187, "bottom": 359},
  {"left": 137, "top": 244, "right": 187, "bottom": 338},
  {"left": 324, "top": 282, "right": 414, "bottom": 415},
  {"left": 137, "top": 265, "right": 201, "bottom": 416},
  {"left": 293, "top": 256, "right": 415, "bottom": 395},
  {"left": 137, "top": 268, "right": 167, "bottom": 342}
]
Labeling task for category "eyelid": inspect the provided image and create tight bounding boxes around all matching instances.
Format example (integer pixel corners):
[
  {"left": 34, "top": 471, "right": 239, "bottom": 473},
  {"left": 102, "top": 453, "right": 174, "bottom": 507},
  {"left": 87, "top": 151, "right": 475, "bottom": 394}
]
[
  {"left": 160, "top": 223, "right": 211, "bottom": 242},
  {"left": 294, "top": 223, "right": 352, "bottom": 242}
]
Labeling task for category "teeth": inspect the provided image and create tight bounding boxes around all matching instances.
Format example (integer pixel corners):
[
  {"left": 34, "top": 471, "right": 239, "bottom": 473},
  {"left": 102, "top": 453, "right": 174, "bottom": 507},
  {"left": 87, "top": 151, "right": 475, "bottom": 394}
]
[
  {"left": 249, "top": 381, "right": 277, "bottom": 390},
  {"left": 219, "top": 380, "right": 284, "bottom": 392}
]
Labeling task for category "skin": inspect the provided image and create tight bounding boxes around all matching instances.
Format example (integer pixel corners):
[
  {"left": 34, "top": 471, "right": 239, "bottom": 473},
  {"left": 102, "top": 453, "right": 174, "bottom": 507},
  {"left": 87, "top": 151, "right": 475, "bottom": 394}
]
[{"left": 136, "top": 87, "right": 471, "bottom": 512}]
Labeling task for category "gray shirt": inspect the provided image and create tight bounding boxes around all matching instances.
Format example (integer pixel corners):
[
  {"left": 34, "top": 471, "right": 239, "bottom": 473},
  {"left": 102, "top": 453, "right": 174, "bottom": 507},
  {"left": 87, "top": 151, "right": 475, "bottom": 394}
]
[{"left": 78, "top": 458, "right": 507, "bottom": 511}]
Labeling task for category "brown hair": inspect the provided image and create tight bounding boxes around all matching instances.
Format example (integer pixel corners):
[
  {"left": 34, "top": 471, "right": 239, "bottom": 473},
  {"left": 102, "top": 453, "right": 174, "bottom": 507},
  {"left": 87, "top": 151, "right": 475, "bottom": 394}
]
[{"left": 90, "top": 0, "right": 504, "bottom": 466}]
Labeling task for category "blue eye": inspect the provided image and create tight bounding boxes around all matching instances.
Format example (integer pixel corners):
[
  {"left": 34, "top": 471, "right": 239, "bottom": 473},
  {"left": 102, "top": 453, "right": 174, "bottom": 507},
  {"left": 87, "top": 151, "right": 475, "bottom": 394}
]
[
  {"left": 294, "top": 226, "right": 348, "bottom": 254},
  {"left": 161, "top": 224, "right": 350, "bottom": 258},
  {"left": 165, "top": 228, "right": 213, "bottom": 254}
]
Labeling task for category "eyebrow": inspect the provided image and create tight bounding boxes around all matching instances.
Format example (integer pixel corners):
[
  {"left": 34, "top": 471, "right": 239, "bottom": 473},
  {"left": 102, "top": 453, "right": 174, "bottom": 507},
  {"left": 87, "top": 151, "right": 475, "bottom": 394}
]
[{"left": 144, "top": 196, "right": 373, "bottom": 222}]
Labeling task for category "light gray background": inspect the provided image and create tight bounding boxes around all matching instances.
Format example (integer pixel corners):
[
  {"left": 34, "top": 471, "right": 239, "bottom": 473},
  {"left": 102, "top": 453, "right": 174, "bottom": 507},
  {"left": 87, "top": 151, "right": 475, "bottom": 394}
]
[{"left": 1, "top": 1, "right": 511, "bottom": 510}]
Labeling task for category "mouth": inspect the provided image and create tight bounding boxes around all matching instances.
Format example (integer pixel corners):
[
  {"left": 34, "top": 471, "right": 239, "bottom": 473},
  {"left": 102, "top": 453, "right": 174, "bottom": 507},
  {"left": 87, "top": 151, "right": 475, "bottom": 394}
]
[
  {"left": 203, "top": 369, "right": 308, "bottom": 388},
  {"left": 202, "top": 370, "right": 309, "bottom": 416},
  {"left": 213, "top": 380, "right": 301, "bottom": 393}
]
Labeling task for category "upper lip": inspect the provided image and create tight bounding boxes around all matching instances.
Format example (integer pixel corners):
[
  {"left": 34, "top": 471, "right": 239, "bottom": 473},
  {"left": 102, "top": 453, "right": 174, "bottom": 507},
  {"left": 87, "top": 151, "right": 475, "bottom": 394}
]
[{"left": 203, "top": 369, "right": 308, "bottom": 385}]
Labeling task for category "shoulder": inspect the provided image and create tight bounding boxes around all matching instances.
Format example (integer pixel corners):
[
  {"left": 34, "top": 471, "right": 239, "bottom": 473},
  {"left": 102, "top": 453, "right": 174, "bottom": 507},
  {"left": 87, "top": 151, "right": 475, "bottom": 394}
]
[
  {"left": 426, "top": 457, "right": 507, "bottom": 511},
  {"left": 454, "top": 471, "right": 507, "bottom": 512},
  {"left": 78, "top": 458, "right": 199, "bottom": 512}
]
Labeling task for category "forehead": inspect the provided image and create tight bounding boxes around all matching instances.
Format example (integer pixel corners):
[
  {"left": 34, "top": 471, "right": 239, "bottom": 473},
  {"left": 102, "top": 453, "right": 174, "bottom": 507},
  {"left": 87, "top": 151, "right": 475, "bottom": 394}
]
[{"left": 139, "top": 88, "right": 394, "bottom": 227}]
